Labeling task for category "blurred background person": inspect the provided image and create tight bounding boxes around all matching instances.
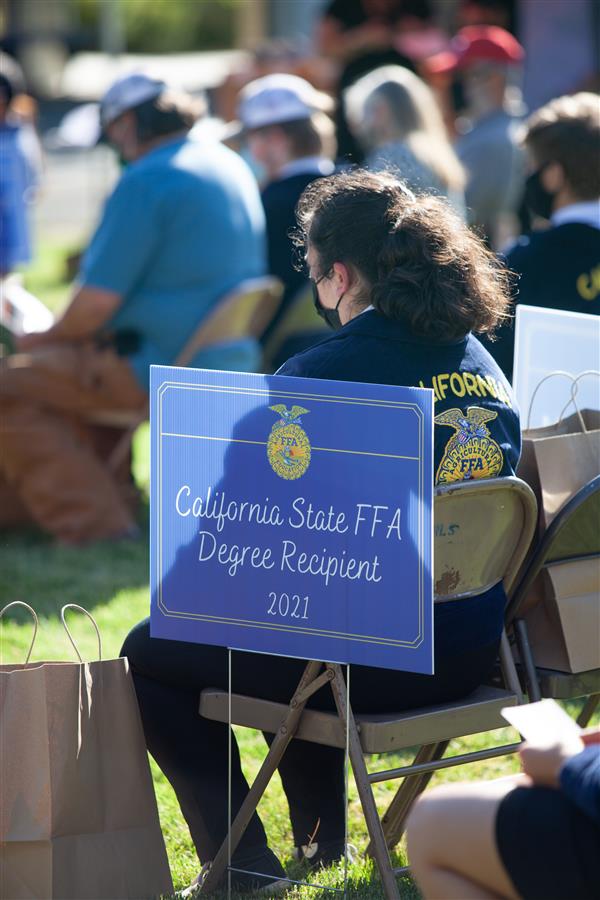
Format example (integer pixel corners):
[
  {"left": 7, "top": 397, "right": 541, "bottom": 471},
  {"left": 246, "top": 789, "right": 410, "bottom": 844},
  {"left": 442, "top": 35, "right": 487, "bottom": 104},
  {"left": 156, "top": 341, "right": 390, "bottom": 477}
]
[
  {"left": 316, "top": 0, "right": 433, "bottom": 162},
  {"left": 406, "top": 727, "right": 600, "bottom": 900},
  {"left": 482, "top": 92, "right": 600, "bottom": 381},
  {"left": 428, "top": 25, "right": 526, "bottom": 247},
  {"left": 0, "top": 72, "right": 266, "bottom": 546},
  {"left": 345, "top": 64, "right": 466, "bottom": 215},
  {"left": 227, "top": 73, "right": 335, "bottom": 359},
  {"left": 0, "top": 51, "right": 42, "bottom": 279}
]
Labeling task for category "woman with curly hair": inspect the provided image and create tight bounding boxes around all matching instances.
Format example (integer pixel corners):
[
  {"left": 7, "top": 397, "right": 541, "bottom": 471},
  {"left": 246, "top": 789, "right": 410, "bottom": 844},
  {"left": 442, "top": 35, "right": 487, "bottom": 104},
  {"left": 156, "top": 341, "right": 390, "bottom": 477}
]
[
  {"left": 122, "top": 170, "right": 520, "bottom": 895},
  {"left": 283, "top": 169, "right": 517, "bottom": 476}
]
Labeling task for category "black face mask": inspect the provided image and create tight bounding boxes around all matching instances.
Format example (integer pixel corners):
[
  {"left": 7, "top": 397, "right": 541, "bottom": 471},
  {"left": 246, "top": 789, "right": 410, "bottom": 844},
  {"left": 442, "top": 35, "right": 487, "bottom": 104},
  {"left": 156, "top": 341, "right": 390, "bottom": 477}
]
[
  {"left": 524, "top": 166, "right": 555, "bottom": 220},
  {"left": 312, "top": 280, "right": 344, "bottom": 331}
]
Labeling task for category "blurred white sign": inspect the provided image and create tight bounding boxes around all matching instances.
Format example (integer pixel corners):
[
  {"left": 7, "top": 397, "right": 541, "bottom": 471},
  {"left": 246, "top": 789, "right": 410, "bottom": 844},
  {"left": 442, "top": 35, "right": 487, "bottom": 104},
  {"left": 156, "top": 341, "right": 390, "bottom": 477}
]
[
  {"left": 60, "top": 51, "right": 247, "bottom": 101},
  {"left": 513, "top": 305, "right": 600, "bottom": 428},
  {"left": 0, "top": 280, "right": 54, "bottom": 335}
]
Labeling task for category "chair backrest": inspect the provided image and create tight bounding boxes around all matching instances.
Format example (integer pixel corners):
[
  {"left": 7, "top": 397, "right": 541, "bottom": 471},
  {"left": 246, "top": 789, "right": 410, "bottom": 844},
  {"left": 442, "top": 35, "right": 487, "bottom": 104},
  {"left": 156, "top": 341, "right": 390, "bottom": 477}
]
[
  {"left": 505, "top": 474, "right": 600, "bottom": 622},
  {"left": 434, "top": 476, "right": 538, "bottom": 605},
  {"left": 541, "top": 474, "right": 600, "bottom": 565},
  {"left": 176, "top": 276, "right": 283, "bottom": 369},
  {"left": 262, "top": 282, "right": 328, "bottom": 369}
]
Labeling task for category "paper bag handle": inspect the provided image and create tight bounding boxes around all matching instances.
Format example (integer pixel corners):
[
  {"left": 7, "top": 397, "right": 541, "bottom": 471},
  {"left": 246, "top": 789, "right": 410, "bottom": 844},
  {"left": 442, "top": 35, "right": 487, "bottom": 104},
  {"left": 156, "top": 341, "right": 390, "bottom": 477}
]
[
  {"left": 526, "top": 371, "right": 576, "bottom": 430},
  {"left": 61, "top": 604, "right": 102, "bottom": 662},
  {"left": 526, "top": 370, "right": 600, "bottom": 430},
  {"left": 557, "top": 370, "right": 600, "bottom": 431},
  {"left": 0, "top": 601, "right": 38, "bottom": 664}
]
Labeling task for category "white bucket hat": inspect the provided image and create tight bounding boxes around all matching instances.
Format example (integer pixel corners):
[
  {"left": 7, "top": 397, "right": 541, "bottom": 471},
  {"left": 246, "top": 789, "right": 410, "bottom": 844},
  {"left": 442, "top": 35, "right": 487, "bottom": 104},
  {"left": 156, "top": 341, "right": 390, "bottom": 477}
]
[
  {"left": 100, "top": 73, "right": 166, "bottom": 128},
  {"left": 224, "top": 73, "right": 333, "bottom": 139}
]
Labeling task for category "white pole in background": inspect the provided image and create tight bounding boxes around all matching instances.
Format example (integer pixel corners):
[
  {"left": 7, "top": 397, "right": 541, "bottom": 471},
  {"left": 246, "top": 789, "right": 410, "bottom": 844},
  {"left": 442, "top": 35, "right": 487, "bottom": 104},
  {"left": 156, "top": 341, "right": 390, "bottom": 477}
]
[{"left": 98, "top": 0, "right": 126, "bottom": 57}]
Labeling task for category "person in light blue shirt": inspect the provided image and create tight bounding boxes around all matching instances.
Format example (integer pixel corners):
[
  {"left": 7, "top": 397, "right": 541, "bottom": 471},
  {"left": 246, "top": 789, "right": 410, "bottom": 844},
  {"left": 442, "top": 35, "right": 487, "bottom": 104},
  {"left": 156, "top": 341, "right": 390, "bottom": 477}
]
[
  {"left": 81, "top": 82, "right": 266, "bottom": 388},
  {"left": 0, "top": 74, "right": 266, "bottom": 545}
]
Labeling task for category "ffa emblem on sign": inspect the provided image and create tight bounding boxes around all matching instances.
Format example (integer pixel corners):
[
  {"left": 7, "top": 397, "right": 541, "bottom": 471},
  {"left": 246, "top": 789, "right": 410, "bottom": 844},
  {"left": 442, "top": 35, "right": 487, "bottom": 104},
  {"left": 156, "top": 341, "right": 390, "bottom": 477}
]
[
  {"left": 434, "top": 406, "right": 504, "bottom": 485},
  {"left": 267, "top": 404, "right": 311, "bottom": 480}
]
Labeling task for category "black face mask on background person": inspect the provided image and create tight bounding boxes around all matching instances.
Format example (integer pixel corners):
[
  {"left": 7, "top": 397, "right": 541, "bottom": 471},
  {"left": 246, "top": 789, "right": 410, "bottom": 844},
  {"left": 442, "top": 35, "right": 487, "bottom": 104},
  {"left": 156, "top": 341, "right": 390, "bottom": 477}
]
[
  {"left": 524, "top": 165, "right": 556, "bottom": 221},
  {"left": 311, "top": 279, "right": 344, "bottom": 331}
]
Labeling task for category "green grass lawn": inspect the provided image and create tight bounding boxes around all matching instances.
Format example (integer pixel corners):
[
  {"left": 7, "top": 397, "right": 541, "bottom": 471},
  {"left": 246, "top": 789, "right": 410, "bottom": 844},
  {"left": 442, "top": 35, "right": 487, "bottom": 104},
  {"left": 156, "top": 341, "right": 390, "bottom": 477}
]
[
  {"left": 1, "top": 247, "right": 596, "bottom": 898},
  {"left": 0, "top": 510, "right": 529, "bottom": 900}
]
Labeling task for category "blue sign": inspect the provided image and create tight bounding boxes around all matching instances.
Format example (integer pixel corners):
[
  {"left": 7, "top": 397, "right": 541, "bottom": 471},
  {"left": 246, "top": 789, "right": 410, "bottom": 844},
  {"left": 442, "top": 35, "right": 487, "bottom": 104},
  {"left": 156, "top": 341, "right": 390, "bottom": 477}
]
[{"left": 150, "top": 367, "right": 434, "bottom": 673}]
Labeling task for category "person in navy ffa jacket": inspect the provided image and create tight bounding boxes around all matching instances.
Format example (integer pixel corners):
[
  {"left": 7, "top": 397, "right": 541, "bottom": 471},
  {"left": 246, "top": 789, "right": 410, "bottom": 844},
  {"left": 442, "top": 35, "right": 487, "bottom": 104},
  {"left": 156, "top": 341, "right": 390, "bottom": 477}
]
[
  {"left": 278, "top": 168, "right": 519, "bottom": 484},
  {"left": 121, "top": 170, "right": 520, "bottom": 894},
  {"left": 481, "top": 92, "right": 600, "bottom": 381}
]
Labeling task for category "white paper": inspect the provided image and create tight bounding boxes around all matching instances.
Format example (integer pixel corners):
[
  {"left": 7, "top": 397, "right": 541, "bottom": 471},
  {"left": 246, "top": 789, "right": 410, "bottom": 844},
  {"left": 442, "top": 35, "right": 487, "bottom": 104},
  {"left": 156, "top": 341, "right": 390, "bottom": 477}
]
[
  {"left": 513, "top": 305, "right": 600, "bottom": 428},
  {"left": 501, "top": 698, "right": 582, "bottom": 743},
  {"left": 0, "top": 281, "right": 54, "bottom": 335}
]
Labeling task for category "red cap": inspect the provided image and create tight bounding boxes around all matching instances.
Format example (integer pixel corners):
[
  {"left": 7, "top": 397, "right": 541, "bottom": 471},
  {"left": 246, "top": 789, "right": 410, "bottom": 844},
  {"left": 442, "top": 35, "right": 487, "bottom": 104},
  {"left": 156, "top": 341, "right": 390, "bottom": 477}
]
[{"left": 427, "top": 26, "right": 524, "bottom": 75}]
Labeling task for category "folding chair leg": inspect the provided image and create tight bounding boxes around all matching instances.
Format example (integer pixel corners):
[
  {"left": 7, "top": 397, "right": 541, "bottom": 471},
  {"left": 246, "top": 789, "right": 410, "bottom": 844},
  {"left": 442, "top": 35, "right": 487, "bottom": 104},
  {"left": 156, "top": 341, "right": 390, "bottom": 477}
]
[
  {"left": 578, "top": 694, "right": 600, "bottom": 727},
  {"left": 513, "top": 619, "right": 542, "bottom": 702},
  {"left": 370, "top": 741, "right": 450, "bottom": 854},
  {"left": 327, "top": 664, "right": 400, "bottom": 900},
  {"left": 199, "top": 659, "right": 323, "bottom": 894},
  {"left": 500, "top": 629, "right": 525, "bottom": 702}
]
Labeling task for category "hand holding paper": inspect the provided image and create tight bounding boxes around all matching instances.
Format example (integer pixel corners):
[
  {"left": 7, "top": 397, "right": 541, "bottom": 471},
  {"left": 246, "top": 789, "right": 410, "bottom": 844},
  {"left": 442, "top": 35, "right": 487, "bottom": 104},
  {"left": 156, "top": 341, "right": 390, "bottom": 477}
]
[
  {"left": 502, "top": 699, "right": 585, "bottom": 787},
  {"left": 519, "top": 738, "right": 585, "bottom": 787}
]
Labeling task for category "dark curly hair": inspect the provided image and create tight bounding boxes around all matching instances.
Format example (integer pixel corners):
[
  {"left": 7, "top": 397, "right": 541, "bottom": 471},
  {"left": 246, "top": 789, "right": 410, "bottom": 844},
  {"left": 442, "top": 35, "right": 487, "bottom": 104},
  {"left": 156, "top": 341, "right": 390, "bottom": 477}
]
[{"left": 293, "top": 170, "right": 512, "bottom": 341}]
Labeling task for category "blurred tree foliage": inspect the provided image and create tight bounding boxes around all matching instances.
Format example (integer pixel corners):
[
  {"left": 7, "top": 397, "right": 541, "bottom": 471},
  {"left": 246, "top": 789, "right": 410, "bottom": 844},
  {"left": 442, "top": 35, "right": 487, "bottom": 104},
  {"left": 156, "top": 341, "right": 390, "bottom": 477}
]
[{"left": 76, "top": 0, "right": 237, "bottom": 53}]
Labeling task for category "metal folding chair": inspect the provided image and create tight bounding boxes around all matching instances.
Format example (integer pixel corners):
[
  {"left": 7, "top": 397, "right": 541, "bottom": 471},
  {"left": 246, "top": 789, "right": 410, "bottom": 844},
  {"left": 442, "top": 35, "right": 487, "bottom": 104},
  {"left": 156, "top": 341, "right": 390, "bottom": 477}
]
[
  {"left": 88, "top": 276, "right": 283, "bottom": 472},
  {"left": 198, "top": 476, "right": 537, "bottom": 898},
  {"left": 507, "top": 474, "right": 600, "bottom": 725}
]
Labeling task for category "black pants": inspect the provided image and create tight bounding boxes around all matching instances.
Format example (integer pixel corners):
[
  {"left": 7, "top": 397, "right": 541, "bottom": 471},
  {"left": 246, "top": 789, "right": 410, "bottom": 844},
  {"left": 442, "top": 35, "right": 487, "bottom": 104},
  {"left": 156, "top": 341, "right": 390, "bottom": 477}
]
[
  {"left": 121, "top": 616, "right": 499, "bottom": 864},
  {"left": 496, "top": 785, "right": 600, "bottom": 900}
]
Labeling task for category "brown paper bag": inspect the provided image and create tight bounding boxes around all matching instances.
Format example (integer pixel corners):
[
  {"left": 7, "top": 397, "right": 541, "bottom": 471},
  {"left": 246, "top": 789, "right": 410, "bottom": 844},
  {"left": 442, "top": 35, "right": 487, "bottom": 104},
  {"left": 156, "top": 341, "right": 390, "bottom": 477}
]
[
  {"left": 517, "top": 408, "right": 600, "bottom": 530},
  {"left": 516, "top": 402, "right": 600, "bottom": 672},
  {"left": 523, "top": 558, "right": 600, "bottom": 673},
  {"left": 0, "top": 603, "right": 173, "bottom": 900}
]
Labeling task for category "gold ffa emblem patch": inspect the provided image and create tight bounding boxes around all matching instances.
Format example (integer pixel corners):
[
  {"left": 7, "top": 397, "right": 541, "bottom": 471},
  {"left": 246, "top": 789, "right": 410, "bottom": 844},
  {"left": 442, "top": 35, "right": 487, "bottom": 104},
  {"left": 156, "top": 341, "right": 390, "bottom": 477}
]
[
  {"left": 435, "top": 406, "right": 504, "bottom": 485},
  {"left": 267, "top": 404, "right": 311, "bottom": 480}
]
